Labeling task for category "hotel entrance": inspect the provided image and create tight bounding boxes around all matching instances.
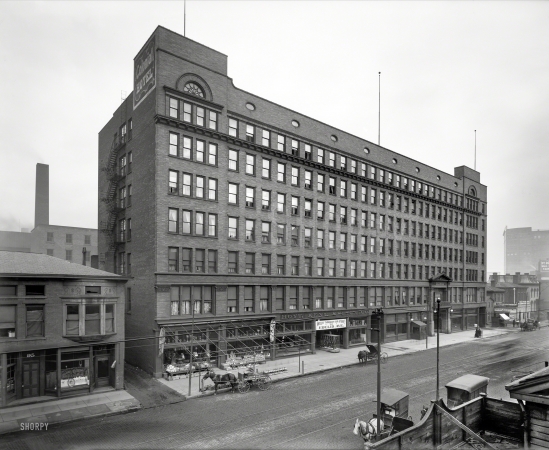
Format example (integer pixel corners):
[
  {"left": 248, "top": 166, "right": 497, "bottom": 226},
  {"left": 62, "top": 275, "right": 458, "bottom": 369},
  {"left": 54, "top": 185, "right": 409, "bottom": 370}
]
[{"left": 315, "top": 318, "right": 346, "bottom": 351}]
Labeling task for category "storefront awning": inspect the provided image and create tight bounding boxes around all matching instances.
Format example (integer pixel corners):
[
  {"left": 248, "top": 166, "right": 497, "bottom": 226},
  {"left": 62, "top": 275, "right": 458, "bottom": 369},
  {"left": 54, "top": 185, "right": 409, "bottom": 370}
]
[
  {"left": 411, "top": 320, "right": 426, "bottom": 327},
  {"left": 499, "top": 313, "right": 511, "bottom": 321}
]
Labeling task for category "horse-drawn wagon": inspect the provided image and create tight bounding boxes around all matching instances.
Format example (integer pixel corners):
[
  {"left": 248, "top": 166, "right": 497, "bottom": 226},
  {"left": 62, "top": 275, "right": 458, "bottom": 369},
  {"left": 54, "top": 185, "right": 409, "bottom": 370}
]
[
  {"left": 357, "top": 344, "right": 388, "bottom": 365},
  {"left": 445, "top": 374, "right": 489, "bottom": 408},
  {"left": 236, "top": 368, "right": 272, "bottom": 393},
  {"left": 353, "top": 388, "right": 414, "bottom": 443},
  {"left": 520, "top": 319, "right": 539, "bottom": 332}
]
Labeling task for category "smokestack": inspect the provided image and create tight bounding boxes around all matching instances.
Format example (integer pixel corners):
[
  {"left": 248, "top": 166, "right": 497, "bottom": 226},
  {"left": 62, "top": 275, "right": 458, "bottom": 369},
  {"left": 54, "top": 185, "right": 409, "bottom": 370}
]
[{"left": 35, "top": 163, "right": 49, "bottom": 227}]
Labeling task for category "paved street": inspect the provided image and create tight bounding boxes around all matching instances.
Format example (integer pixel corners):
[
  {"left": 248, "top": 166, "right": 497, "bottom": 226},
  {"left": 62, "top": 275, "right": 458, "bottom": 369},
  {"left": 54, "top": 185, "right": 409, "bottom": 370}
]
[{"left": 3, "top": 328, "right": 549, "bottom": 450}]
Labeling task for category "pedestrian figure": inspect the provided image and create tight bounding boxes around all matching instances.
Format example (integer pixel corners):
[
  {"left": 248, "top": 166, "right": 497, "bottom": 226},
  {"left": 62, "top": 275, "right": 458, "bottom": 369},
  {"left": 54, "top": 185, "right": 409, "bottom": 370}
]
[
  {"left": 512, "top": 319, "right": 516, "bottom": 328},
  {"left": 474, "top": 324, "right": 481, "bottom": 338}
]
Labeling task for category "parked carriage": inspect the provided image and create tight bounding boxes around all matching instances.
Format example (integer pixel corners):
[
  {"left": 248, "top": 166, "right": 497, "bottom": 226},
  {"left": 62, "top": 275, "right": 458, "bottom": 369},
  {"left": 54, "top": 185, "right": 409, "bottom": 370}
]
[
  {"left": 520, "top": 319, "right": 539, "bottom": 332},
  {"left": 358, "top": 344, "right": 388, "bottom": 364},
  {"left": 445, "top": 374, "right": 489, "bottom": 408}
]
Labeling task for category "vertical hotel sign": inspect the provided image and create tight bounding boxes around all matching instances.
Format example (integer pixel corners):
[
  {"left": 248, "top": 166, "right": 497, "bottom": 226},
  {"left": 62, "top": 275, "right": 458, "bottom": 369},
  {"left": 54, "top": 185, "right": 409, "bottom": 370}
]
[{"left": 133, "top": 36, "right": 156, "bottom": 110}]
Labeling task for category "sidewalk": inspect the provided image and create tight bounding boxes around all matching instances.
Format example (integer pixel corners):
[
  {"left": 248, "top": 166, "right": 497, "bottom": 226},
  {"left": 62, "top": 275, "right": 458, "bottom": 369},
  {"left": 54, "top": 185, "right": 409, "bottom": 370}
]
[
  {"left": 158, "top": 326, "right": 512, "bottom": 399},
  {"left": 0, "top": 389, "right": 140, "bottom": 436}
]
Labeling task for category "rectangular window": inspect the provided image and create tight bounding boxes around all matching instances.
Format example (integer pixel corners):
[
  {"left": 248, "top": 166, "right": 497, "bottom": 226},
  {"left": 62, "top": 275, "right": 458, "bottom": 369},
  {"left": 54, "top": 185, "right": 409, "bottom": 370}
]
[
  {"left": 317, "top": 229, "right": 324, "bottom": 248},
  {"left": 329, "top": 177, "right": 336, "bottom": 195},
  {"left": 66, "top": 233, "right": 73, "bottom": 244},
  {"left": 246, "top": 124, "right": 255, "bottom": 142},
  {"left": 291, "top": 196, "right": 300, "bottom": 215},
  {"left": 208, "top": 178, "right": 217, "bottom": 200},
  {"left": 26, "top": 305, "right": 44, "bottom": 337},
  {"left": 208, "top": 111, "right": 217, "bottom": 130},
  {"left": 291, "top": 256, "right": 299, "bottom": 275},
  {"left": 169, "top": 132, "right": 179, "bottom": 156},
  {"left": 196, "top": 107, "right": 205, "bottom": 127},
  {"left": 317, "top": 148, "right": 324, "bottom": 164},
  {"left": 260, "top": 286, "right": 270, "bottom": 311},
  {"left": 47, "top": 232, "right": 54, "bottom": 242},
  {"left": 229, "top": 149, "right": 238, "bottom": 171},
  {"left": 317, "top": 201, "right": 325, "bottom": 220},
  {"left": 304, "top": 228, "right": 312, "bottom": 248},
  {"left": 261, "top": 253, "right": 271, "bottom": 274},
  {"left": 291, "top": 139, "right": 299, "bottom": 156},
  {"left": 340, "top": 180, "right": 347, "bottom": 197},
  {"left": 304, "top": 199, "right": 312, "bottom": 217},
  {"left": 246, "top": 154, "right": 255, "bottom": 175},
  {"left": 262, "top": 129, "right": 271, "bottom": 147},
  {"left": 329, "top": 204, "right": 336, "bottom": 222},
  {"left": 245, "top": 219, "right": 255, "bottom": 241},
  {"left": 208, "top": 143, "right": 217, "bottom": 165},
  {"left": 262, "top": 222, "right": 271, "bottom": 243},
  {"left": 229, "top": 118, "right": 238, "bottom": 137},
  {"left": 304, "top": 170, "right": 312, "bottom": 189},
  {"left": 227, "top": 286, "right": 238, "bottom": 313},
  {"left": 262, "top": 159, "right": 271, "bottom": 178},
  {"left": 228, "top": 251, "right": 238, "bottom": 273},
  {"left": 304, "top": 257, "right": 312, "bottom": 276},
  {"left": 277, "top": 193, "right": 286, "bottom": 213},
  {"left": 317, "top": 258, "right": 324, "bottom": 276},
  {"left": 328, "top": 151, "right": 335, "bottom": 167},
  {"left": 208, "top": 250, "right": 218, "bottom": 273},
  {"left": 278, "top": 134, "right": 286, "bottom": 152},
  {"left": 244, "top": 286, "right": 254, "bottom": 312},
  {"left": 277, "top": 224, "right": 286, "bottom": 244},
  {"left": 181, "top": 173, "right": 192, "bottom": 196},
  {"left": 182, "top": 248, "right": 192, "bottom": 272},
  {"left": 168, "top": 208, "right": 178, "bottom": 233},
  {"left": 195, "top": 211, "right": 205, "bottom": 235},
  {"left": 317, "top": 174, "right": 325, "bottom": 192},
  {"left": 229, "top": 183, "right": 238, "bottom": 205},
  {"left": 340, "top": 155, "right": 347, "bottom": 171},
  {"left": 245, "top": 187, "right": 255, "bottom": 208},
  {"left": 275, "top": 286, "right": 285, "bottom": 311},
  {"left": 245, "top": 253, "right": 255, "bottom": 274},
  {"left": 291, "top": 167, "right": 299, "bottom": 186},
  {"left": 277, "top": 255, "right": 285, "bottom": 275},
  {"left": 169, "top": 97, "right": 178, "bottom": 118},
  {"left": 182, "top": 210, "right": 191, "bottom": 234},
  {"left": 168, "top": 247, "right": 179, "bottom": 272},
  {"left": 85, "top": 304, "right": 101, "bottom": 335},
  {"left": 208, "top": 213, "right": 217, "bottom": 237},
  {"left": 169, "top": 170, "right": 179, "bottom": 194},
  {"left": 304, "top": 143, "right": 312, "bottom": 160},
  {"left": 277, "top": 163, "right": 286, "bottom": 183},
  {"left": 228, "top": 217, "right": 238, "bottom": 239},
  {"left": 262, "top": 190, "right": 271, "bottom": 210}
]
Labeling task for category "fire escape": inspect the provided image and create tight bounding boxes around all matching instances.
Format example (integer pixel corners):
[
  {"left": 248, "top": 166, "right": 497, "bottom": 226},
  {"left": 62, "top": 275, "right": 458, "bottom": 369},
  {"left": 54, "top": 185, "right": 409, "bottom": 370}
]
[{"left": 100, "top": 134, "right": 126, "bottom": 252}]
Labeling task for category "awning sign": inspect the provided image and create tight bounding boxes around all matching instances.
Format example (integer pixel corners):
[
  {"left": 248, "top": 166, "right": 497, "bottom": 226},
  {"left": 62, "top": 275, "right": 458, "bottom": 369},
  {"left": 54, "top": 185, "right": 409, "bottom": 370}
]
[
  {"left": 316, "top": 319, "right": 347, "bottom": 330},
  {"left": 499, "top": 314, "right": 510, "bottom": 321}
]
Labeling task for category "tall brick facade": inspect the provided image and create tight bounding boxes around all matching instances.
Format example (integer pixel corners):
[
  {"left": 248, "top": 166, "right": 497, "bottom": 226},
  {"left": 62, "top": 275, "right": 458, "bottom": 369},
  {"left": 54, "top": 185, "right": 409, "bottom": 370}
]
[{"left": 99, "top": 26, "right": 488, "bottom": 377}]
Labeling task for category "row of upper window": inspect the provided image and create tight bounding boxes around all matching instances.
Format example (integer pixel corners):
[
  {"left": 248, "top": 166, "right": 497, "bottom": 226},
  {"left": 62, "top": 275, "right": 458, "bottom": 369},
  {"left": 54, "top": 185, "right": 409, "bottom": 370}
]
[
  {"left": 115, "top": 118, "right": 133, "bottom": 145},
  {"left": 165, "top": 247, "right": 481, "bottom": 282},
  {"left": 166, "top": 225, "right": 477, "bottom": 261},
  {"left": 50, "top": 249, "right": 91, "bottom": 262},
  {"left": 0, "top": 301, "right": 115, "bottom": 339},
  {"left": 167, "top": 166, "right": 485, "bottom": 231},
  {"left": 165, "top": 208, "right": 484, "bottom": 250},
  {"left": 169, "top": 132, "right": 484, "bottom": 221},
  {"left": 164, "top": 102, "right": 482, "bottom": 210},
  {"left": 167, "top": 283, "right": 484, "bottom": 316},
  {"left": 45, "top": 233, "right": 92, "bottom": 245}
]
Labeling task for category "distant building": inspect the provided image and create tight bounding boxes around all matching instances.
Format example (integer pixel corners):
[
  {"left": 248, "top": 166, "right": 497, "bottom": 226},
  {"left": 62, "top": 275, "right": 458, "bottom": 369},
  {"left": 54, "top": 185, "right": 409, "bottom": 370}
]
[
  {"left": 0, "top": 251, "right": 126, "bottom": 408},
  {"left": 0, "top": 164, "right": 98, "bottom": 267},
  {"left": 489, "top": 272, "right": 539, "bottom": 323},
  {"left": 504, "top": 227, "right": 549, "bottom": 274}
]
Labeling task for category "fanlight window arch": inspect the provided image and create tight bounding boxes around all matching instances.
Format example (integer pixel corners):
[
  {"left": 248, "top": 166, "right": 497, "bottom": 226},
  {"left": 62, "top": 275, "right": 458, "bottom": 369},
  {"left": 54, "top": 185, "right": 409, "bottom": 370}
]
[
  {"left": 468, "top": 186, "right": 477, "bottom": 197},
  {"left": 183, "top": 82, "right": 205, "bottom": 98}
]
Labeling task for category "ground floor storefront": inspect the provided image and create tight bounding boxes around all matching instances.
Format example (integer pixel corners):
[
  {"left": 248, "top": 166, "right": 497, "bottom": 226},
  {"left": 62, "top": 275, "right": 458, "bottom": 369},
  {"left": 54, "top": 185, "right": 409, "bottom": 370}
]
[{"left": 0, "top": 343, "right": 124, "bottom": 408}]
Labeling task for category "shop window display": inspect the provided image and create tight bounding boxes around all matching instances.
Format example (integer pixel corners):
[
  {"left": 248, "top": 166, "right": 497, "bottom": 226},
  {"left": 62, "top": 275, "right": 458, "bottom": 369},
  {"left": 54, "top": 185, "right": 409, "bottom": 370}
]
[{"left": 61, "top": 351, "right": 90, "bottom": 390}]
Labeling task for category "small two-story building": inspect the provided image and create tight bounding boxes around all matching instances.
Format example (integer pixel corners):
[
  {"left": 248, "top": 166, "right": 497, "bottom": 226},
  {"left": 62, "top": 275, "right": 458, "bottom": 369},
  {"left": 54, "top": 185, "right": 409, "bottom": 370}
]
[{"left": 0, "top": 251, "right": 126, "bottom": 408}]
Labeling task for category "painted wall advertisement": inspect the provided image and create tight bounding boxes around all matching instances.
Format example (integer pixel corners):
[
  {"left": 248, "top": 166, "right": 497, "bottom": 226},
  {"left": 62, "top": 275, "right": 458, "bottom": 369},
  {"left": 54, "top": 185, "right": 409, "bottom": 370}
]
[
  {"left": 134, "top": 36, "right": 156, "bottom": 109},
  {"left": 315, "top": 319, "right": 347, "bottom": 331},
  {"left": 540, "top": 260, "right": 549, "bottom": 280}
]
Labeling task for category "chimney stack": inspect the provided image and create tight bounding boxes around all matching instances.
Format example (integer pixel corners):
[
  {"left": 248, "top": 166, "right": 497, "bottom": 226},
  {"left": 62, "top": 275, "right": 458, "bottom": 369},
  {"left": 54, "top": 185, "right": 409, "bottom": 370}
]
[{"left": 35, "top": 163, "right": 49, "bottom": 227}]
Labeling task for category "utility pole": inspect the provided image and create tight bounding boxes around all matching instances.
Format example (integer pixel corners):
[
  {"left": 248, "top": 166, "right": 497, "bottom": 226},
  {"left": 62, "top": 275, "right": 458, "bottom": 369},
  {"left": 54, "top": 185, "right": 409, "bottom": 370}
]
[
  {"left": 436, "top": 298, "right": 441, "bottom": 401},
  {"left": 371, "top": 308, "right": 384, "bottom": 437}
]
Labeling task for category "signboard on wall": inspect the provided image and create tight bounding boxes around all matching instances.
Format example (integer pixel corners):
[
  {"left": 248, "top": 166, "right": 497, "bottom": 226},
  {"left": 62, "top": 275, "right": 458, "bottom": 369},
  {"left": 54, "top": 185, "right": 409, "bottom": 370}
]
[
  {"left": 133, "top": 36, "right": 156, "bottom": 109},
  {"left": 315, "top": 319, "right": 347, "bottom": 331},
  {"left": 539, "top": 260, "right": 549, "bottom": 280}
]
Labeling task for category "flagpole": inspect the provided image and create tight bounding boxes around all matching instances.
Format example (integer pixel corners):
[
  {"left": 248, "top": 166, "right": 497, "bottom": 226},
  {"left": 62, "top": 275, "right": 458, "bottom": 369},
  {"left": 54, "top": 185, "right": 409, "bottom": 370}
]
[
  {"left": 184, "top": 0, "right": 186, "bottom": 37},
  {"left": 474, "top": 130, "right": 477, "bottom": 170},
  {"left": 378, "top": 72, "right": 381, "bottom": 146}
]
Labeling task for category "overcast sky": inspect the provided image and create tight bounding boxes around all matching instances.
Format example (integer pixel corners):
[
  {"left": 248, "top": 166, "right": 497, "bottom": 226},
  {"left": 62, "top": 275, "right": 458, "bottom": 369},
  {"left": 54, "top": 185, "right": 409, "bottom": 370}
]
[{"left": 1, "top": 1, "right": 548, "bottom": 275}]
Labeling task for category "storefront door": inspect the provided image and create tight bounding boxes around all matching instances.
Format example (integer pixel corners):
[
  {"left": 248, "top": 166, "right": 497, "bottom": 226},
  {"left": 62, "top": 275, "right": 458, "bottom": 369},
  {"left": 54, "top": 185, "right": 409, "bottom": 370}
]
[
  {"left": 95, "top": 356, "right": 110, "bottom": 387},
  {"left": 22, "top": 360, "right": 40, "bottom": 398}
]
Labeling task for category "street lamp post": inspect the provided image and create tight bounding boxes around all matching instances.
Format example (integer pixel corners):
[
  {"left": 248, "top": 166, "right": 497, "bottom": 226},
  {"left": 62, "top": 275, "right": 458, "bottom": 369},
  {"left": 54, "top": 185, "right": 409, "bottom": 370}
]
[
  {"left": 436, "top": 297, "right": 441, "bottom": 401},
  {"left": 188, "top": 301, "right": 195, "bottom": 397}
]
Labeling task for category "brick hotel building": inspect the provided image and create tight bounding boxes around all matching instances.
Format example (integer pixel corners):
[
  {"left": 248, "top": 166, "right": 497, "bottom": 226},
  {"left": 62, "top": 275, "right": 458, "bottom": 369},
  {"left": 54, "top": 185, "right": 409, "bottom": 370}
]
[{"left": 98, "top": 26, "right": 488, "bottom": 377}]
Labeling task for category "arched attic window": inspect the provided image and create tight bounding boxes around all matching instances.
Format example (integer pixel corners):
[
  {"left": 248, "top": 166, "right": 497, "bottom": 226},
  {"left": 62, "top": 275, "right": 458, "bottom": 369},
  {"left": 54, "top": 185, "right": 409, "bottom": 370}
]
[
  {"left": 468, "top": 186, "right": 477, "bottom": 197},
  {"left": 183, "top": 82, "right": 205, "bottom": 98}
]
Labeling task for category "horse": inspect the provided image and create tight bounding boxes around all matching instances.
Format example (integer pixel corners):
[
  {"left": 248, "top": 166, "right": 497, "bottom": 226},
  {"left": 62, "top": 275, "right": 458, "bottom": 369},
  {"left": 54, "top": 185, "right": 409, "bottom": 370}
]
[
  {"left": 202, "top": 369, "right": 238, "bottom": 394},
  {"left": 357, "top": 350, "right": 368, "bottom": 363},
  {"left": 353, "top": 418, "right": 384, "bottom": 442}
]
